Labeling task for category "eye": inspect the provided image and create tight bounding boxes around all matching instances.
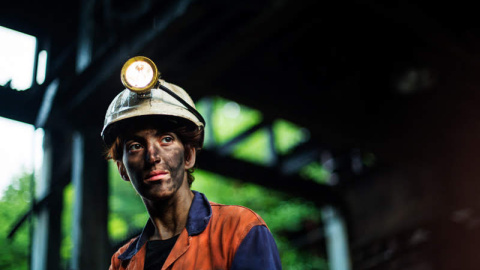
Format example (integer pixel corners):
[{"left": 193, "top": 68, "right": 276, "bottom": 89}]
[
  {"left": 127, "top": 143, "right": 144, "bottom": 152},
  {"left": 160, "top": 135, "right": 174, "bottom": 144}
]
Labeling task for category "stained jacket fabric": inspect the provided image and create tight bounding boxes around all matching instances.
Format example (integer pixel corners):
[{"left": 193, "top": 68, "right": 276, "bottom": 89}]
[{"left": 109, "top": 191, "right": 282, "bottom": 270}]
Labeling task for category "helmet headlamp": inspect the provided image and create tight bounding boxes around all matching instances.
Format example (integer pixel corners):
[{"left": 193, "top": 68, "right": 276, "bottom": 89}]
[{"left": 121, "top": 56, "right": 159, "bottom": 94}]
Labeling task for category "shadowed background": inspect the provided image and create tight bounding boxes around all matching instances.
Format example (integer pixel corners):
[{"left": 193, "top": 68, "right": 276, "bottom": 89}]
[{"left": 2, "top": 0, "right": 480, "bottom": 269}]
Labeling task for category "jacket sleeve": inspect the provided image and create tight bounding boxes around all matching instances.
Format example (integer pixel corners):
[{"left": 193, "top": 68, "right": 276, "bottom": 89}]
[{"left": 231, "top": 225, "right": 282, "bottom": 270}]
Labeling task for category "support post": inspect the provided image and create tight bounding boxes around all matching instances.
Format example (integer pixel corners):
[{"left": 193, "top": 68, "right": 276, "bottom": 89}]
[
  {"left": 322, "top": 206, "right": 352, "bottom": 270},
  {"left": 31, "top": 130, "right": 67, "bottom": 270},
  {"left": 71, "top": 130, "right": 109, "bottom": 270}
]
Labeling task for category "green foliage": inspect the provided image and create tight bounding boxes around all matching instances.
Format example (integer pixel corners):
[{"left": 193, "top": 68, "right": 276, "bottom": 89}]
[
  {"left": 196, "top": 97, "right": 263, "bottom": 146},
  {"left": 229, "top": 119, "right": 310, "bottom": 165},
  {"left": 299, "top": 162, "right": 331, "bottom": 184},
  {"left": 0, "top": 173, "right": 32, "bottom": 270},
  {"left": 197, "top": 97, "right": 311, "bottom": 166},
  {"left": 273, "top": 119, "right": 309, "bottom": 155},
  {"left": 60, "top": 184, "right": 74, "bottom": 267},
  {"left": 109, "top": 214, "right": 129, "bottom": 239},
  {"left": 231, "top": 128, "right": 272, "bottom": 165},
  {"left": 108, "top": 161, "right": 147, "bottom": 241}
]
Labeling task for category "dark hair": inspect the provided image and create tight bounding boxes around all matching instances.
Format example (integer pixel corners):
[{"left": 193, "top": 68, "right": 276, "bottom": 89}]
[{"left": 105, "top": 116, "right": 203, "bottom": 186}]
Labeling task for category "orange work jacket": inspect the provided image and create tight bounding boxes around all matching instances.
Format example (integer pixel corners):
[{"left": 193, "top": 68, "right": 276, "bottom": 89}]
[{"left": 109, "top": 191, "right": 282, "bottom": 270}]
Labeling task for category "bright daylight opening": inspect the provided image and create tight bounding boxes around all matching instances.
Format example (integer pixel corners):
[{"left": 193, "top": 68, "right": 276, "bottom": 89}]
[
  {"left": 0, "top": 25, "right": 37, "bottom": 91},
  {"left": 0, "top": 117, "right": 44, "bottom": 198}
]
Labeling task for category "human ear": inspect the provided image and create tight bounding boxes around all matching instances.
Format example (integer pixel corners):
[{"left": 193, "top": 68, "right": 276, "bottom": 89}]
[
  {"left": 116, "top": 161, "right": 130, "bottom": 181},
  {"left": 185, "top": 147, "right": 196, "bottom": 170}
]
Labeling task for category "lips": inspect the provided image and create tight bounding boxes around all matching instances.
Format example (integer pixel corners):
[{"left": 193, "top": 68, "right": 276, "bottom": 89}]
[{"left": 145, "top": 170, "right": 169, "bottom": 181}]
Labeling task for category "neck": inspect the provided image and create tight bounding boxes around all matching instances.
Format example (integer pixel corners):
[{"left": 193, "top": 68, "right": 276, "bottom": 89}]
[{"left": 144, "top": 181, "right": 194, "bottom": 240}]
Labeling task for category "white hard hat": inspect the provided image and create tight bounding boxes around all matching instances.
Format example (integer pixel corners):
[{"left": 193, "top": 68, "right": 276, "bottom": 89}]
[{"left": 101, "top": 56, "right": 205, "bottom": 146}]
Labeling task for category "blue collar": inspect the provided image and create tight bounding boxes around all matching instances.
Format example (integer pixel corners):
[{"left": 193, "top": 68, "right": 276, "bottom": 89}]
[{"left": 118, "top": 190, "right": 212, "bottom": 260}]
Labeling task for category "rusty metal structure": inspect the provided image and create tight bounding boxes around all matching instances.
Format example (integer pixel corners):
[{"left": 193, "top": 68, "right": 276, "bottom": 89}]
[{"left": 2, "top": 0, "right": 480, "bottom": 269}]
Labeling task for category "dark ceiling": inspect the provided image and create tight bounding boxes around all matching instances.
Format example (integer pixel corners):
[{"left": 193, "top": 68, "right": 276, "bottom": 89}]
[
  {"left": 0, "top": 0, "right": 476, "bottom": 141},
  {"left": 4, "top": 0, "right": 477, "bottom": 149}
]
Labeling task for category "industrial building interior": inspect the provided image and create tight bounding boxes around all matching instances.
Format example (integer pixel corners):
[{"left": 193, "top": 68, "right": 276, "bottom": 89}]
[{"left": 2, "top": 0, "right": 480, "bottom": 269}]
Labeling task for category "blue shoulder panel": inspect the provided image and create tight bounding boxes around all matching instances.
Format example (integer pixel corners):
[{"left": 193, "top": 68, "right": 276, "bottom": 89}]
[{"left": 231, "top": 225, "right": 282, "bottom": 270}]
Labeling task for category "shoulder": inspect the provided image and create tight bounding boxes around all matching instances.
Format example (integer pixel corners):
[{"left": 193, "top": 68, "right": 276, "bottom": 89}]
[
  {"left": 110, "top": 237, "right": 137, "bottom": 269},
  {"left": 207, "top": 203, "right": 282, "bottom": 269},
  {"left": 209, "top": 202, "right": 268, "bottom": 236},
  {"left": 211, "top": 202, "right": 265, "bottom": 222},
  {"left": 115, "top": 237, "right": 136, "bottom": 254}
]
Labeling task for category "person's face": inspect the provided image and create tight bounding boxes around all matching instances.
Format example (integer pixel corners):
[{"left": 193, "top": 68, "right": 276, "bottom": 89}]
[{"left": 116, "top": 127, "right": 195, "bottom": 202}]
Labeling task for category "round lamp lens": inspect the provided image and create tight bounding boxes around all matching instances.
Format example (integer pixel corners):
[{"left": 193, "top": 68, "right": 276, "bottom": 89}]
[{"left": 125, "top": 61, "right": 154, "bottom": 88}]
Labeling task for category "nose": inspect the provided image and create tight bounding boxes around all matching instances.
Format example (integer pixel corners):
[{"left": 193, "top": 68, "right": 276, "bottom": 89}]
[{"left": 145, "top": 141, "right": 161, "bottom": 164}]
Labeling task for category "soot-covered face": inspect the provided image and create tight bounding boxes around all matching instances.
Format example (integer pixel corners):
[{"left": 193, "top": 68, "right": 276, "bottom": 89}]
[{"left": 116, "top": 127, "right": 195, "bottom": 202}]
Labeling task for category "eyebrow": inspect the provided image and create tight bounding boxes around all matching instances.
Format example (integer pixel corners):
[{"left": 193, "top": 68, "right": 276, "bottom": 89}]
[
  {"left": 124, "top": 134, "right": 145, "bottom": 143},
  {"left": 125, "top": 130, "right": 172, "bottom": 141}
]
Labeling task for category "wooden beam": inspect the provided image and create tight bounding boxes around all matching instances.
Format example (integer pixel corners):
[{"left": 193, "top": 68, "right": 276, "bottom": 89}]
[
  {"left": 197, "top": 148, "right": 340, "bottom": 207},
  {"left": 31, "top": 130, "right": 70, "bottom": 270},
  {"left": 71, "top": 130, "right": 109, "bottom": 270}
]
